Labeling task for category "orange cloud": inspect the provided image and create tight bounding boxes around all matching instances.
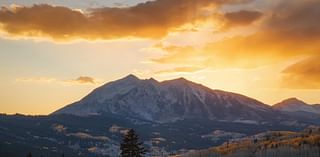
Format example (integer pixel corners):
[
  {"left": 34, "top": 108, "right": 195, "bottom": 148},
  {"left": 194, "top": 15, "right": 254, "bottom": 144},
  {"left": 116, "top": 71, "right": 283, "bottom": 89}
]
[
  {"left": 64, "top": 76, "right": 99, "bottom": 85},
  {"left": 16, "top": 76, "right": 99, "bottom": 85},
  {"left": 281, "top": 56, "right": 320, "bottom": 89},
  {"left": 153, "top": 0, "right": 320, "bottom": 69},
  {"left": 16, "top": 77, "right": 57, "bottom": 83},
  {"left": 155, "top": 66, "right": 204, "bottom": 75},
  {"left": 0, "top": 0, "right": 252, "bottom": 41}
]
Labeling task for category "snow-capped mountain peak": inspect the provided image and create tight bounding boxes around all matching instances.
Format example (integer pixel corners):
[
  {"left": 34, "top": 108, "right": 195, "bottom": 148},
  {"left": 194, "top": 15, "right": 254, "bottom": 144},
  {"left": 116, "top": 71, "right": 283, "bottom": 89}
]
[
  {"left": 53, "top": 75, "right": 281, "bottom": 123},
  {"left": 121, "top": 74, "right": 139, "bottom": 81},
  {"left": 273, "top": 98, "right": 320, "bottom": 114},
  {"left": 277, "top": 98, "right": 306, "bottom": 106}
]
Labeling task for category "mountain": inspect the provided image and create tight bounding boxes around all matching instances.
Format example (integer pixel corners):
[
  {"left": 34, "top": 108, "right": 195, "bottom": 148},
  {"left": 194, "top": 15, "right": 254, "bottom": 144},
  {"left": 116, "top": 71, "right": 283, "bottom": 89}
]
[
  {"left": 273, "top": 98, "right": 320, "bottom": 114},
  {"left": 53, "top": 74, "right": 280, "bottom": 123},
  {"left": 1, "top": 75, "right": 319, "bottom": 157},
  {"left": 272, "top": 98, "right": 320, "bottom": 121}
]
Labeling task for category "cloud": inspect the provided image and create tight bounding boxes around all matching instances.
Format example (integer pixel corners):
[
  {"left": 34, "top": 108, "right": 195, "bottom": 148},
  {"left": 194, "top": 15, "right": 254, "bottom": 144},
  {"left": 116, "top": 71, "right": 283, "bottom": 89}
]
[
  {"left": 153, "top": 0, "right": 320, "bottom": 69},
  {"left": 281, "top": 56, "right": 320, "bottom": 89},
  {"left": 0, "top": 0, "right": 252, "bottom": 41},
  {"left": 16, "top": 76, "right": 99, "bottom": 85},
  {"left": 16, "top": 77, "right": 57, "bottom": 83},
  {"left": 155, "top": 66, "right": 204, "bottom": 75},
  {"left": 223, "top": 10, "right": 262, "bottom": 28},
  {"left": 64, "top": 76, "right": 99, "bottom": 85},
  {"left": 262, "top": 0, "right": 320, "bottom": 43}
]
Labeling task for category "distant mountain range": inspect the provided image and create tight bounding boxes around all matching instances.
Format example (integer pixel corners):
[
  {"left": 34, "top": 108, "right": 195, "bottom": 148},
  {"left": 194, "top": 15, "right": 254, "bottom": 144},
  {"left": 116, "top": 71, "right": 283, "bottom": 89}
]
[
  {"left": 1, "top": 74, "right": 319, "bottom": 157},
  {"left": 53, "top": 74, "right": 319, "bottom": 123}
]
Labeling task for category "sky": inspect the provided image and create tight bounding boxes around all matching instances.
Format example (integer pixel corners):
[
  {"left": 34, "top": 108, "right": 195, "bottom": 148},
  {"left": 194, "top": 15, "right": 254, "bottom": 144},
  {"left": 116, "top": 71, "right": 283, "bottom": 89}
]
[{"left": 0, "top": 0, "right": 319, "bottom": 115}]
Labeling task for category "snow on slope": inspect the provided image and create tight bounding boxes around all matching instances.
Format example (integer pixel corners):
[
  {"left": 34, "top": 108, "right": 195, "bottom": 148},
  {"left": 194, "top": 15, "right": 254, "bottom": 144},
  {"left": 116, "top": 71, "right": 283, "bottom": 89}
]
[
  {"left": 52, "top": 75, "right": 281, "bottom": 123},
  {"left": 273, "top": 98, "right": 320, "bottom": 114}
]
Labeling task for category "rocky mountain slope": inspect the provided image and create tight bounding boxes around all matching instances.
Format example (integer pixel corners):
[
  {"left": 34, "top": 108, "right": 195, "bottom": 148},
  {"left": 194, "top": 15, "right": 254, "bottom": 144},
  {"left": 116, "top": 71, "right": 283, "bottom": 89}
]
[
  {"left": 53, "top": 75, "right": 282, "bottom": 123},
  {"left": 1, "top": 75, "right": 319, "bottom": 157},
  {"left": 273, "top": 98, "right": 320, "bottom": 114}
]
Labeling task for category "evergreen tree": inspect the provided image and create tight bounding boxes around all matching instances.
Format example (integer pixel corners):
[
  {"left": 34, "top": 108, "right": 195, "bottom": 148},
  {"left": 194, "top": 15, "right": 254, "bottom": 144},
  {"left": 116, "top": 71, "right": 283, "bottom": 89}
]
[
  {"left": 26, "top": 152, "right": 32, "bottom": 157},
  {"left": 120, "top": 129, "right": 147, "bottom": 157}
]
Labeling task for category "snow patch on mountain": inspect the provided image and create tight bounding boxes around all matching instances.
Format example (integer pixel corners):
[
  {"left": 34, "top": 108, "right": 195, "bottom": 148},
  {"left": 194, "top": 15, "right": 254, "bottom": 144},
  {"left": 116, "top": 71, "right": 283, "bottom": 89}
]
[
  {"left": 273, "top": 98, "right": 320, "bottom": 114},
  {"left": 53, "top": 75, "right": 283, "bottom": 123}
]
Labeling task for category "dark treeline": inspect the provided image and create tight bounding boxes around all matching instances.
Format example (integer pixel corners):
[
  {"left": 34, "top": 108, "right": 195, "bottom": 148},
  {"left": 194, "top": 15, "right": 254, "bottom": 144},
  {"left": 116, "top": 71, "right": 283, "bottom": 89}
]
[
  {"left": 179, "top": 127, "right": 320, "bottom": 157},
  {"left": 24, "top": 129, "right": 147, "bottom": 157}
]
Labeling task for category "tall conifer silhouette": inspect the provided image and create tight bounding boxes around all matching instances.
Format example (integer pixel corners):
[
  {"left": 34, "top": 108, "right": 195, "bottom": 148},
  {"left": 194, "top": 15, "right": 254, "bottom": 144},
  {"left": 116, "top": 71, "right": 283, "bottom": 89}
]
[{"left": 120, "top": 129, "right": 146, "bottom": 157}]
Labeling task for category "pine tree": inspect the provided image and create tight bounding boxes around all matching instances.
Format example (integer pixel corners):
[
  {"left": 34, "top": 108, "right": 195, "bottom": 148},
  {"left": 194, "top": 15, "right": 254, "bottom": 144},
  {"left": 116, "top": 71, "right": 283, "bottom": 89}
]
[
  {"left": 120, "top": 129, "right": 147, "bottom": 157},
  {"left": 26, "top": 152, "right": 32, "bottom": 157}
]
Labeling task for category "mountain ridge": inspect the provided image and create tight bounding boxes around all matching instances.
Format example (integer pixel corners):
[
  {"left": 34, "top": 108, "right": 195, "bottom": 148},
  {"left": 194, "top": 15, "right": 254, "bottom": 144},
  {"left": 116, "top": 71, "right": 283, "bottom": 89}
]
[
  {"left": 273, "top": 97, "right": 320, "bottom": 114},
  {"left": 53, "top": 74, "right": 283, "bottom": 123},
  {"left": 1, "top": 74, "right": 319, "bottom": 157}
]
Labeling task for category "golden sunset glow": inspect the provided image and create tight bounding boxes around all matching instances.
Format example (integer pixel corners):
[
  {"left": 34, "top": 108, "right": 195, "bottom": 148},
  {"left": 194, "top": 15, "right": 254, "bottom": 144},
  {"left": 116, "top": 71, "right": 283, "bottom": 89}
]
[{"left": 0, "top": 0, "right": 319, "bottom": 115}]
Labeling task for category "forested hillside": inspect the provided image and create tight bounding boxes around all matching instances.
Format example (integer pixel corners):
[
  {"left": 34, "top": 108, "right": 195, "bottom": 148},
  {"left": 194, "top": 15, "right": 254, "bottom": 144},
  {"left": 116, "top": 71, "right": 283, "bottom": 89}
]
[{"left": 177, "top": 126, "right": 320, "bottom": 157}]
